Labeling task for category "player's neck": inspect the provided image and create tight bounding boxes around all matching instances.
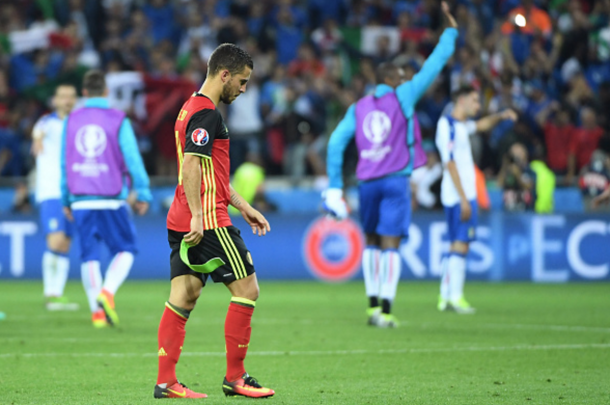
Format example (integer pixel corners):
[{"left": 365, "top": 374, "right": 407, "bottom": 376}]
[
  {"left": 451, "top": 108, "right": 467, "bottom": 121},
  {"left": 199, "top": 82, "right": 221, "bottom": 106},
  {"left": 56, "top": 110, "right": 67, "bottom": 119}
]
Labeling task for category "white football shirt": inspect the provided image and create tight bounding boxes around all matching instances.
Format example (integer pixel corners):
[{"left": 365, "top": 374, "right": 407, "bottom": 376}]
[
  {"left": 33, "top": 113, "right": 65, "bottom": 203},
  {"left": 435, "top": 115, "right": 478, "bottom": 206}
]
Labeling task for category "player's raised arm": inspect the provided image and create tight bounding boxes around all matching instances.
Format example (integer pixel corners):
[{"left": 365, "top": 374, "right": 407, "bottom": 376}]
[
  {"left": 476, "top": 109, "right": 518, "bottom": 132},
  {"left": 395, "top": 1, "right": 458, "bottom": 110}
]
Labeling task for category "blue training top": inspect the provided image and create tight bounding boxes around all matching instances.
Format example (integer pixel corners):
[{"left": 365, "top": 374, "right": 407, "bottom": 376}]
[{"left": 326, "top": 27, "right": 458, "bottom": 189}]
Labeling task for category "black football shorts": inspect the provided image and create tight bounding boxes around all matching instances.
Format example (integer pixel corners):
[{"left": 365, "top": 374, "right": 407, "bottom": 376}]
[{"left": 168, "top": 226, "right": 255, "bottom": 285}]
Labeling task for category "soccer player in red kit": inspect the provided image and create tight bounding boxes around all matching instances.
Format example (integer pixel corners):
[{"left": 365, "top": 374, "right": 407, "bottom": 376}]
[{"left": 154, "top": 43, "right": 274, "bottom": 399}]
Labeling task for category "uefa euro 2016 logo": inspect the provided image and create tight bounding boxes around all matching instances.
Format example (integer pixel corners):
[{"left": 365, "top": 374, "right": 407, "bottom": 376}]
[
  {"left": 361, "top": 110, "right": 392, "bottom": 162},
  {"left": 191, "top": 128, "right": 209, "bottom": 146},
  {"left": 302, "top": 217, "right": 364, "bottom": 282},
  {"left": 75, "top": 124, "right": 108, "bottom": 158}
]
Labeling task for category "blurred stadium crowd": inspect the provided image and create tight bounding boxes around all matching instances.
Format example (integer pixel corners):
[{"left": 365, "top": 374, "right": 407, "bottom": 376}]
[{"left": 2, "top": 0, "right": 610, "bottom": 211}]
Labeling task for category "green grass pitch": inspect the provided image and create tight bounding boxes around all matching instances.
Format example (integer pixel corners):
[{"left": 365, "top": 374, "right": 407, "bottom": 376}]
[{"left": 0, "top": 281, "right": 609, "bottom": 404}]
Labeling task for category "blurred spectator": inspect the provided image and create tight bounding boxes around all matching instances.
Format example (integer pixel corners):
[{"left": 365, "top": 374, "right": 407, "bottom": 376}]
[
  {"left": 501, "top": 0, "right": 552, "bottom": 37},
  {"left": 530, "top": 148, "right": 555, "bottom": 214},
  {"left": 227, "top": 76, "right": 263, "bottom": 173},
  {"left": 274, "top": 5, "right": 304, "bottom": 64},
  {"left": 0, "top": 0, "right": 608, "bottom": 196},
  {"left": 142, "top": 0, "right": 177, "bottom": 46},
  {"left": 536, "top": 101, "right": 575, "bottom": 174},
  {"left": 497, "top": 143, "right": 536, "bottom": 211},
  {"left": 579, "top": 150, "right": 610, "bottom": 208},
  {"left": 311, "top": 19, "right": 343, "bottom": 53},
  {"left": 229, "top": 152, "right": 276, "bottom": 215},
  {"left": 474, "top": 165, "right": 491, "bottom": 211},
  {"left": 523, "top": 79, "right": 551, "bottom": 136},
  {"left": 288, "top": 43, "right": 325, "bottom": 78},
  {"left": 568, "top": 107, "right": 605, "bottom": 183}
]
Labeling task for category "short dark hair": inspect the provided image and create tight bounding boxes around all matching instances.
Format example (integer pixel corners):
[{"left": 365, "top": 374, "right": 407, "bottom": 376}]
[
  {"left": 82, "top": 70, "right": 106, "bottom": 96},
  {"left": 208, "top": 43, "right": 253, "bottom": 77},
  {"left": 375, "top": 62, "right": 400, "bottom": 84},
  {"left": 452, "top": 85, "right": 477, "bottom": 101},
  {"left": 54, "top": 83, "right": 76, "bottom": 94}
]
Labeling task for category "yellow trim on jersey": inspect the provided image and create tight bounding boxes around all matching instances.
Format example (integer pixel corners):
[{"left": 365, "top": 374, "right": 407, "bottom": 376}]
[
  {"left": 183, "top": 152, "right": 211, "bottom": 159},
  {"left": 231, "top": 297, "right": 256, "bottom": 307},
  {"left": 220, "top": 227, "right": 247, "bottom": 279},
  {"left": 202, "top": 158, "right": 214, "bottom": 230},
  {"left": 200, "top": 158, "right": 209, "bottom": 229},
  {"left": 214, "top": 228, "right": 241, "bottom": 277},
  {"left": 175, "top": 131, "right": 184, "bottom": 185},
  {"left": 206, "top": 158, "right": 219, "bottom": 228},
  {"left": 202, "top": 158, "right": 214, "bottom": 229}
]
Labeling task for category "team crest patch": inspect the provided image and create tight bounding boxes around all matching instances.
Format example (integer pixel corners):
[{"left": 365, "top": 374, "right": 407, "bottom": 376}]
[
  {"left": 246, "top": 251, "right": 253, "bottom": 265},
  {"left": 191, "top": 128, "right": 209, "bottom": 146}
]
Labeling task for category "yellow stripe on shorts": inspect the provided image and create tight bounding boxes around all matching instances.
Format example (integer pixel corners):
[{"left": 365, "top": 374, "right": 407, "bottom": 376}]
[
  {"left": 221, "top": 227, "right": 246, "bottom": 279},
  {"left": 214, "top": 228, "right": 242, "bottom": 278}
]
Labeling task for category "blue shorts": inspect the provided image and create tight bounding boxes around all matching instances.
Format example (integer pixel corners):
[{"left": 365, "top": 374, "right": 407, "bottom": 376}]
[
  {"left": 444, "top": 200, "right": 478, "bottom": 243},
  {"left": 358, "top": 176, "right": 410, "bottom": 237},
  {"left": 39, "top": 199, "right": 73, "bottom": 237},
  {"left": 72, "top": 206, "right": 138, "bottom": 261}
]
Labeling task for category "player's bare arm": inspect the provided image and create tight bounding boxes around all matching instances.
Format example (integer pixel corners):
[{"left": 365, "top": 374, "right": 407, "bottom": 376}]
[
  {"left": 182, "top": 154, "right": 204, "bottom": 245},
  {"left": 31, "top": 125, "right": 45, "bottom": 156},
  {"left": 476, "top": 109, "right": 518, "bottom": 132},
  {"left": 230, "top": 185, "right": 270, "bottom": 236},
  {"left": 441, "top": 1, "right": 458, "bottom": 28},
  {"left": 446, "top": 160, "right": 472, "bottom": 221}
]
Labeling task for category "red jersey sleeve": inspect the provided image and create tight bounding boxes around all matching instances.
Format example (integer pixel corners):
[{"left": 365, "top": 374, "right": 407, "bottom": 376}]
[{"left": 184, "top": 110, "right": 220, "bottom": 157}]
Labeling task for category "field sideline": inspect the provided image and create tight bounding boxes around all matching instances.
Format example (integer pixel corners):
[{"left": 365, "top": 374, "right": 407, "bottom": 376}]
[{"left": 1, "top": 281, "right": 609, "bottom": 404}]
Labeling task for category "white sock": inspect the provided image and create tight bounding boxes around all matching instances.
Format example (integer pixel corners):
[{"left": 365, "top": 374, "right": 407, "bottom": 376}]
[
  {"left": 102, "top": 252, "right": 134, "bottom": 295},
  {"left": 53, "top": 254, "right": 70, "bottom": 297},
  {"left": 362, "top": 246, "right": 381, "bottom": 302},
  {"left": 379, "top": 249, "right": 402, "bottom": 303},
  {"left": 81, "top": 261, "right": 103, "bottom": 313},
  {"left": 448, "top": 253, "right": 467, "bottom": 302},
  {"left": 43, "top": 251, "right": 70, "bottom": 297},
  {"left": 439, "top": 254, "right": 450, "bottom": 300},
  {"left": 42, "top": 251, "right": 56, "bottom": 297}
]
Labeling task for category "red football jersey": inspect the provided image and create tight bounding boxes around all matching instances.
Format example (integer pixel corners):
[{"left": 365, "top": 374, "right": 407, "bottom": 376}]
[{"left": 167, "top": 93, "right": 232, "bottom": 232}]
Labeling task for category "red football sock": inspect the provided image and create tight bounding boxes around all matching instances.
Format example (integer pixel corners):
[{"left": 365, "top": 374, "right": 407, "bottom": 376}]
[
  {"left": 225, "top": 299, "right": 255, "bottom": 382},
  {"left": 157, "top": 302, "right": 189, "bottom": 386}
]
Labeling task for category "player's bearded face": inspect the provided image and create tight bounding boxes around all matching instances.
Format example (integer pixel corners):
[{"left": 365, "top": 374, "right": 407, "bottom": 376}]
[
  {"left": 220, "top": 80, "right": 240, "bottom": 104},
  {"left": 220, "top": 68, "right": 252, "bottom": 104}
]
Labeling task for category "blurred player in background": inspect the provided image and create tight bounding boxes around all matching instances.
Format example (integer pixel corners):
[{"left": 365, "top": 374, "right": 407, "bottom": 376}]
[
  {"left": 323, "top": 2, "right": 458, "bottom": 328},
  {"left": 31, "top": 84, "right": 79, "bottom": 311},
  {"left": 155, "top": 44, "right": 274, "bottom": 399},
  {"left": 61, "top": 70, "right": 151, "bottom": 328},
  {"left": 435, "top": 85, "right": 517, "bottom": 314}
]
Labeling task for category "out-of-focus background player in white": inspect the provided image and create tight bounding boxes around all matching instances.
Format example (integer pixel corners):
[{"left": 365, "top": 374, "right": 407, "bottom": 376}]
[
  {"left": 31, "top": 84, "right": 79, "bottom": 311},
  {"left": 435, "top": 85, "right": 517, "bottom": 314}
]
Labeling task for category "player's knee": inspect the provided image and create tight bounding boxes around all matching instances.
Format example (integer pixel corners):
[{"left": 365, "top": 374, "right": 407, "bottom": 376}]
[
  {"left": 365, "top": 233, "right": 380, "bottom": 247},
  {"left": 171, "top": 291, "right": 200, "bottom": 311},
  {"left": 451, "top": 242, "right": 469, "bottom": 255},
  {"left": 246, "top": 284, "right": 260, "bottom": 301},
  {"left": 233, "top": 282, "right": 259, "bottom": 302},
  {"left": 47, "top": 235, "right": 70, "bottom": 253}
]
